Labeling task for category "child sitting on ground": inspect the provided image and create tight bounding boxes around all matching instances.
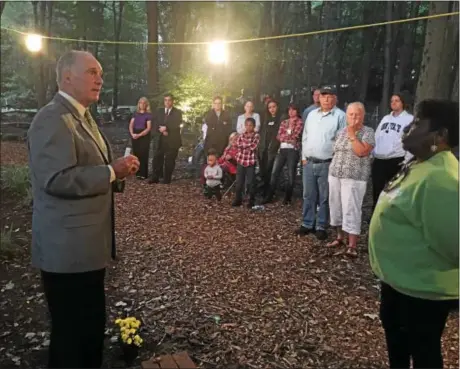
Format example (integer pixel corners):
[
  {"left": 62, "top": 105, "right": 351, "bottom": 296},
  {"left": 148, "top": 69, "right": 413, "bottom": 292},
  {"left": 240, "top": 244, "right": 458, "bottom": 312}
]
[
  {"left": 203, "top": 149, "right": 223, "bottom": 201},
  {"left": 218, "top": 132, "right": 238, "bottom": 176},
  {"left": 233, "top": 117, "right": 260, "bottom": 208}
]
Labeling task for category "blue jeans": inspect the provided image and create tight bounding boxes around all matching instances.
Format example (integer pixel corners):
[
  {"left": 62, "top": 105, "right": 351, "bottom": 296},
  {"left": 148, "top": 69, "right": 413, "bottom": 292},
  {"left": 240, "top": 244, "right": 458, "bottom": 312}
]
[{"left": 301, "top": 161, "right": 330, "bottom": 230}]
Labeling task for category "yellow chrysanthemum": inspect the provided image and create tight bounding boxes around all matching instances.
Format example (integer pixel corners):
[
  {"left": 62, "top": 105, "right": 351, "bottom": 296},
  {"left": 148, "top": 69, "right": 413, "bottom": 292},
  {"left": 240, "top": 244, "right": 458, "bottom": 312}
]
[
  {"left": 127, "top": 338, "right": 132, "bottom": 345},
  {"left": 115, "top": 319, "right": 121, "bottom": 324},
  {"left": 134, "top": 335, "right": 141, "bottom": 340},
  {"left": 121, "top": 334, "right": 128, "bottom": 341},
  {"left": 129, "top": 329, "right": 136, "bottom": 334}
]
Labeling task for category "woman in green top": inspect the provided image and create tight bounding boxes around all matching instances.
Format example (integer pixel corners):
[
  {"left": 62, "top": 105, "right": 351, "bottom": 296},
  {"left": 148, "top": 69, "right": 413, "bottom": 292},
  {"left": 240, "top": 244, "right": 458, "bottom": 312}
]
[{"left": 369, "top": 99, "right": 459, "bottom": 369}]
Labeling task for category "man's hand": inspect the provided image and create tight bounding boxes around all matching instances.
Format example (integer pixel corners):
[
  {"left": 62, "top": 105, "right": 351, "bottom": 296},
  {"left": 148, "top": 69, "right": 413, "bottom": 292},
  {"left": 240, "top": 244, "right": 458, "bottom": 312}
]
[
  {"left": 159, "top": 126, "right": 167, "bottom": 133},
  {"left": 132, "top": 133, "right": 139, "bottom": 140},
  {"left": 111, "top": 155, "right": 140, "bottom": 179}
]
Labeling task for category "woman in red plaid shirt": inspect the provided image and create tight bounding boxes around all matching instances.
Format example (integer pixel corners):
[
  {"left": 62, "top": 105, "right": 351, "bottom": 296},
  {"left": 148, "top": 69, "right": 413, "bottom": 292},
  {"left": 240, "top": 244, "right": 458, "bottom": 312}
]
[
  {"left": 232, "top": 117, "right": 260, "bottom": 208},
  {"left": 263, "top": 103, "right": 303, "bottom": 205}
]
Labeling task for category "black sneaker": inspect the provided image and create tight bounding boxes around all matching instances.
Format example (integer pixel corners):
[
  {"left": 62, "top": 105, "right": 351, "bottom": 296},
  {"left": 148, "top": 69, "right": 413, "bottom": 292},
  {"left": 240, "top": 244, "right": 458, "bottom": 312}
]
[
  {"left": 295, "top": 226, "right": 314, "bottom": 236},
  {"left": 315, "top": 230, "right": 327, "bottom": 240}
]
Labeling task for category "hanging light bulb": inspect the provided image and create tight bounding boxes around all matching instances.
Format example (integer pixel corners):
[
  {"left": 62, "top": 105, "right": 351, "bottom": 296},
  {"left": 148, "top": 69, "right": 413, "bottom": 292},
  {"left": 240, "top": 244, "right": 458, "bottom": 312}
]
[{"left": 25, "top": 34, "right": 43, "bottom": 52}]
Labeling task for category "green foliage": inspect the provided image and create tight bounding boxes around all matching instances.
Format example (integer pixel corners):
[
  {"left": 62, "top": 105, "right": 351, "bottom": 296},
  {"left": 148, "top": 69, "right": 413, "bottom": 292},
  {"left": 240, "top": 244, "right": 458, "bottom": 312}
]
[
  {"left": 153, "top": 72, "right": 217, "bottom": 127},
  {"left": 0, "top": 165, "right": 31, "bottom": 203}
]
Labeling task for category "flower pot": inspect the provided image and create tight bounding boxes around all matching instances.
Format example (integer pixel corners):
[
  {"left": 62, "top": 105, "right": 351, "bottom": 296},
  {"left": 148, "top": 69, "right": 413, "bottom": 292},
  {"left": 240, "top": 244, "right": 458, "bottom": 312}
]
[{"left": 121, "top": 343, "right": 139, "bottom": 365}]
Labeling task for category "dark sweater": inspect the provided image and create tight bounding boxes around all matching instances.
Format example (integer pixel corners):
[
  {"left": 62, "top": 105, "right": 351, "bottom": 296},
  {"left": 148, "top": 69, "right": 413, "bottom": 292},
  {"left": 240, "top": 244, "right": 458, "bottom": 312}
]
[{"left": 259, "top": 112, "right": 282, "bottom": 156}]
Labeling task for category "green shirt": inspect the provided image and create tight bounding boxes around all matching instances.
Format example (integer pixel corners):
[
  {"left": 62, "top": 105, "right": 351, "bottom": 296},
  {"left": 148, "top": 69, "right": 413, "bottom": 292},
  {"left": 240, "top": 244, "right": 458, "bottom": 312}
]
[{"left": 369, "top": 151, "right": 459, "bottom": 300}]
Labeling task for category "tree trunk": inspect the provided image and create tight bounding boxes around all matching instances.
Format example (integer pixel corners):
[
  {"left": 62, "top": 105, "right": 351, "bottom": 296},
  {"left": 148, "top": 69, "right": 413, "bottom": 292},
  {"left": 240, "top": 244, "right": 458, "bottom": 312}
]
[
  {"left": 358, "top": 3, "right": 376, "bottom": 102},
  {"left": 112, "top": 1, "right": 124, "bottom": 110},
  {"left": 380, "top": 1, "right": 393, "bottom": 118},
  {"left": 147, "top": 1, "right": 158, "bottom": 103},
  {"left": 1, "top": 1, "right": 6, "bottom": 18},
  {"left": 32, "top": 1, "right": 51, "bottom": 108},
  {"left": 415, "top": 1, "right": 457, "bottom": 105},
  {"left": 394, "top": 2, "right": 420, "bottom": 93},
  {"left": 253, "top": 2, "right": 272, "bottom": 102},
  {"left": 170, "top": 1, "right": 187, "bottom": 73},
  {"left": 451, "top": 62, "right": 459, "bottom": 101}
]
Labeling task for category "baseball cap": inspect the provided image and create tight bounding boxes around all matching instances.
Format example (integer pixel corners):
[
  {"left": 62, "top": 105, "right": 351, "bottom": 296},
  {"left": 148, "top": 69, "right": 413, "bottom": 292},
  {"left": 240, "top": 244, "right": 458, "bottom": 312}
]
[{"left": 319, "top": 86, "right": 337, "bottom": 95}]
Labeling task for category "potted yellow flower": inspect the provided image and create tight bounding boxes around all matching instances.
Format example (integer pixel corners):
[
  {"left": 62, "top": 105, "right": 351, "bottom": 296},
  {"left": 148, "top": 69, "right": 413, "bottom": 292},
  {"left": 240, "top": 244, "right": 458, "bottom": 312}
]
[{"left": 115, "top": 317, "right": 143, "bottom": 365}]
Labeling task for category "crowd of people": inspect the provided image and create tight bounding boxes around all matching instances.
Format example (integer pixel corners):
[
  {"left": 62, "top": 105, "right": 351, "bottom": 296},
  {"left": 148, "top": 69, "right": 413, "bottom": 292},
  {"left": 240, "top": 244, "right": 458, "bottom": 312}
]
[{"left": 25, "top": 50, "right": 458, "bottom": 369}]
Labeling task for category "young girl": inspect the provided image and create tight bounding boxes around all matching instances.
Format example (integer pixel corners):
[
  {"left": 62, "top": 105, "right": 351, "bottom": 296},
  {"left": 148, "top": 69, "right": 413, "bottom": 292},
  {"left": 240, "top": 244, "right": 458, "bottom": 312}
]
[
  {"left": 263, "top": 103, "right": 303, "bottom": 205},
  {"left": 218, "top": 132, "right": 238, "bottom": 175},
  {"left": 233, "top": 118, "right": 260, "bottom": 208}
]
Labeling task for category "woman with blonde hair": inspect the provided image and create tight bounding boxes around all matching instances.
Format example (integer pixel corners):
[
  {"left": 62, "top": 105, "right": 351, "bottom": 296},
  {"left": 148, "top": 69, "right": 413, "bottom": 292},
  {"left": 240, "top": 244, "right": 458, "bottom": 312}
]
[
  {"left": 327, "top": 102, "right": 375, "bottom": 256},
  {"left": 236, "top": 100, "right": 261, "bottom": 134},
  {"left": 128, "top": 97, "right": 152, "bottom": 179}
]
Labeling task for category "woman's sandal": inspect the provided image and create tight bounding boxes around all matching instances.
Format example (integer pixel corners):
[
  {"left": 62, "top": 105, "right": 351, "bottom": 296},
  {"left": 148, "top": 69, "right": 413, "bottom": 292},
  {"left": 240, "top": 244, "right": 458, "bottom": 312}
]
[
  {"left": 326, "top": 239, "right": 345, "bottom": 247},
  {"left": 345, "top": 247, "right": 358, "bottom": 258}
]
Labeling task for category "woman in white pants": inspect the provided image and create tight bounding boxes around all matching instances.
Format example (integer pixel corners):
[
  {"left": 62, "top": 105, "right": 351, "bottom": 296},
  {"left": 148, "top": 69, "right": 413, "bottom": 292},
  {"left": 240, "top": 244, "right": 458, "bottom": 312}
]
[{"left": 327, "top": 102, "right": 375, "bottom": 257}]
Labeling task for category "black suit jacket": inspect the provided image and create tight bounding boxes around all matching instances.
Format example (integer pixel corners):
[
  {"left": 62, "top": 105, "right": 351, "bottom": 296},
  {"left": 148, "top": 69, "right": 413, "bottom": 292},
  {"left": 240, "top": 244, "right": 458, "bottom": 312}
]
[{"left": 154, "top": 107, "right": 183, "bottom": 150}]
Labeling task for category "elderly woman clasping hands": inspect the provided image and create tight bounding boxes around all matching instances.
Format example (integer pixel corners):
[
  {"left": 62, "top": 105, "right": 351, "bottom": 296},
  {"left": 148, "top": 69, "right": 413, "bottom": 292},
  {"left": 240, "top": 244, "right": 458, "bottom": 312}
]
[{"left": 327, "top": 102, "right": 375, "bottom": 256}]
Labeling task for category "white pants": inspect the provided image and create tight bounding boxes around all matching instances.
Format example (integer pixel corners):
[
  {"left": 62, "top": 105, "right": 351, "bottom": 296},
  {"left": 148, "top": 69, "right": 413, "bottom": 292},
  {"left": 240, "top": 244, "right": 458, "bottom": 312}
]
[{"left": 328, "top": 176, "right": 367, "bottom": 235}]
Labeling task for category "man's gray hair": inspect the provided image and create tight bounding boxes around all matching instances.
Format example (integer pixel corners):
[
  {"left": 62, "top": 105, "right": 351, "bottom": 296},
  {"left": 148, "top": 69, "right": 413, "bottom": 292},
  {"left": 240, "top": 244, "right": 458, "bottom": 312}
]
[
  {"left": 346, "top": 101, "right": 366, "bottom": 115},
  {"left": 55, "top": 50, "right": 92, "bottom": 86}
]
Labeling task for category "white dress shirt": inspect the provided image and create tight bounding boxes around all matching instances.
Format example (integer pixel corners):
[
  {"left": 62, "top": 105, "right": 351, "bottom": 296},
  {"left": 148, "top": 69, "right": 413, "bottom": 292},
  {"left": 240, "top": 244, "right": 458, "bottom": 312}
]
[{"left": 58, "top": 91, "right": 116, "bottom": 182}]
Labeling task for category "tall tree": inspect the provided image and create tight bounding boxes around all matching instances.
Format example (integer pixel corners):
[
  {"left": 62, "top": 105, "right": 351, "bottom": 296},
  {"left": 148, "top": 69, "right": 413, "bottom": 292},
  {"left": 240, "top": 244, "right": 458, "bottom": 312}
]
[
  {"left": 0, "top": 1, "right": 6, "bottom": 17},
  {"left": 147, "top": 1, "right": 158, "bottom": 103},
  {"left": 394, "top": 1, "right": 421, "bottom": 93},
  {"left": 416, "top": 1, "right": 459, "bottom": 105},
  {"left": 111, "top": 1, "right": 124, "bottom": 110},
  {"left": 32, "top": 1, "right": 53, "bottom": 108},
  {"left": 380, "top": 1, "right": 393, "bottom": 118},
  {"left": 170, "top": 1, "right": 188, "bottom": 73}
]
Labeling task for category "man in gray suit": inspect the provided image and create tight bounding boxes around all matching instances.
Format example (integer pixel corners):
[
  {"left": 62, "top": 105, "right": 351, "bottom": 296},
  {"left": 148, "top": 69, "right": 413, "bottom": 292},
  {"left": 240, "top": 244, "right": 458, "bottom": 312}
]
[{"left": 27, "top": 50, "right": 139, "bottom": 368}]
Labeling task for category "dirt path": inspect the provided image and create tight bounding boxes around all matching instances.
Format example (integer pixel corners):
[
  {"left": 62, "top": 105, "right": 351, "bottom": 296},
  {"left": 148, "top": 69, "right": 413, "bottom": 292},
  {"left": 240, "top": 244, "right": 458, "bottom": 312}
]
[{"left": 0, "top": 142, "right": 458, "bottom": 369}]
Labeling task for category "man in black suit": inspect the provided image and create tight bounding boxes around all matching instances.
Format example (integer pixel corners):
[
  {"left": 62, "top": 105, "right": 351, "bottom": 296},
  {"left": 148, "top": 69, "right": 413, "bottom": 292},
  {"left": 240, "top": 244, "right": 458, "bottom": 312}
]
[{"left": 150, "top": 93, "right": 183, "bottom": 184}]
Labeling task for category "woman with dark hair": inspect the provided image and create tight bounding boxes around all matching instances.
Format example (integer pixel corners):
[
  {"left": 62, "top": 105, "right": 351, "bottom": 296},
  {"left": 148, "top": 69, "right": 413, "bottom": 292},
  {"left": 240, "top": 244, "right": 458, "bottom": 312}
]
[
  {"left": 371, "top": 92, "right": 413, "bottom": 209},
  {"left": 258, "top": 99, "right": 282, "bottom": 197},
  {"left": 369, "top": 99, "right": 459, "bottom": 369},
  {"left": 263, "top": 103, "right": 303, "bottom": 205}
]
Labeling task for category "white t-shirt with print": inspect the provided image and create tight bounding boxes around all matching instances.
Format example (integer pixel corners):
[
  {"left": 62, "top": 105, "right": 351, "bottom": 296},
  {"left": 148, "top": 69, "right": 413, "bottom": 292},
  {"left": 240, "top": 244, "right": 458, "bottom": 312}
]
[{"left": 373, "top": 110, "right": 413, "bottom": 159}]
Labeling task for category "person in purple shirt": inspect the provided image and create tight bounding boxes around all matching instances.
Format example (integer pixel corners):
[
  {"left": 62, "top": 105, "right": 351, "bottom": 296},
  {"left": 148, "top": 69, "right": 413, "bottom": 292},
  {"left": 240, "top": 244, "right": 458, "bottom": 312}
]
[{"left": 128, "top": 97, "right": 152, "bottom": 179}]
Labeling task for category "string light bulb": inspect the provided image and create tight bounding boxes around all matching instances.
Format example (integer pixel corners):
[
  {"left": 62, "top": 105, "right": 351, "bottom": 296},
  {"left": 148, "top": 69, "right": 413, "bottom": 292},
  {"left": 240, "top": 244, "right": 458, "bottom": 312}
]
[
  {"left": 208, "top": 41, "right": 228, "bottom": 65},
  {"left": 25, "top": 33, "right": 43, "bottom": 52}
]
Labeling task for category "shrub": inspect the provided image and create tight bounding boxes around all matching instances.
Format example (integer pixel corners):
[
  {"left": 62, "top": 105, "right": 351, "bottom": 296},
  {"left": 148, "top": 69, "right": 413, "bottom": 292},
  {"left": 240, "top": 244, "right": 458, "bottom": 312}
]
[
  {"left": 0, "top": 165, "right": 31, "bottom": 199},
  {"left": 0, "top": 225, "right": 19, "bottom": 258}
]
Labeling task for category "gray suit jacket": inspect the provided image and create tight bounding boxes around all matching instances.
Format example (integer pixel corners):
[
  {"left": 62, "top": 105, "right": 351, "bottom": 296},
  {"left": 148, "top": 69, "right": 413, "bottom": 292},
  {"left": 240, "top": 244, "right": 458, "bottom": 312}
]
[{"left": 27, "top": 93, "right": 124, "bottom": 273}]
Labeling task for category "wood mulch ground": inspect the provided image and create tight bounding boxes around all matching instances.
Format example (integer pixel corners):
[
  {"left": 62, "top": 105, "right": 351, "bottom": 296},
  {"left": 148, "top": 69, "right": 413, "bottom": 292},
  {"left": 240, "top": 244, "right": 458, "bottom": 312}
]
[{"left": 0, "top": 140, "right": 458, "bottom": 369}]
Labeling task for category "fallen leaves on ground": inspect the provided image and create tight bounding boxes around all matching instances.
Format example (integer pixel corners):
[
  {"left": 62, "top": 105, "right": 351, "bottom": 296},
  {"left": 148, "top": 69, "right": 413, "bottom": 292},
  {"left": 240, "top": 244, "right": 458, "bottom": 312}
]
[
  {"left": 0, "top": 140, "right": 458, "bottom": 369},
  {"left": 0, "top": 142, "right": 29, "bottom": 166}
]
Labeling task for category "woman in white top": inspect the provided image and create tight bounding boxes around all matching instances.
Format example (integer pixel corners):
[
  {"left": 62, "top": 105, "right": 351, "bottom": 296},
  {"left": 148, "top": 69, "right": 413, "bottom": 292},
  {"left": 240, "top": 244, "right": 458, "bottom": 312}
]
[
  {"left": 371, "top": 92, "right": 413, "bottom": 210},
  {"left": 236, "top": 100, "right": 261, "bottom": 134}
]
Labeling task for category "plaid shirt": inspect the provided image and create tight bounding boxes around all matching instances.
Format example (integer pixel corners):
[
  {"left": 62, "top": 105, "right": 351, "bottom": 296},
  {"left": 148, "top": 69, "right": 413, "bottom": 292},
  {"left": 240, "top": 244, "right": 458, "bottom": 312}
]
[
  {"left": 277, "top": 117, "right": 303, "bottom": 149},
  {"left": 236, "top": 132, "right": 260, "bottom": 167}
]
